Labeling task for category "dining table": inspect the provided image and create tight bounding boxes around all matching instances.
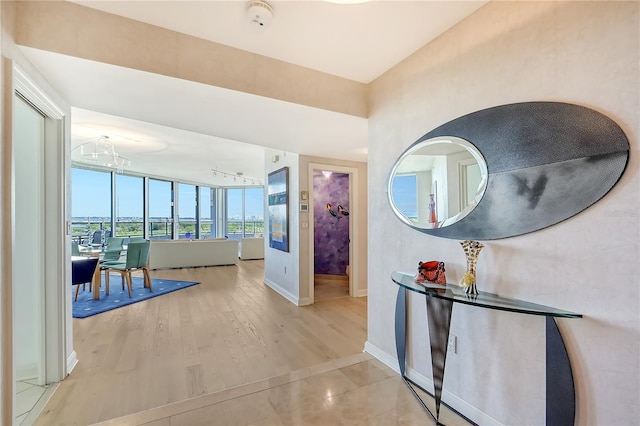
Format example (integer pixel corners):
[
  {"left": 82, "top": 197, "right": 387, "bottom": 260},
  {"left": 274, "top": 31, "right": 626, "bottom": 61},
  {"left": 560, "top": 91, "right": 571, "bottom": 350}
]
[
  {"left": 77, "top": 246, "right": 106, "bottom": 299},
  {"left": 75, "top": 245, "right": 129, "bottom": 300}
]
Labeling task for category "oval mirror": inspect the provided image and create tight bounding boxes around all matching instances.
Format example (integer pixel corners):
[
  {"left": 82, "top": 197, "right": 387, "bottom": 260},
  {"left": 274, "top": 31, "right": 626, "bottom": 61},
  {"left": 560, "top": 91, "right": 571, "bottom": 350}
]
[
  {"left": 387, "top": 102, "right": 629, "bottom": 240},
  {"left": 388, "top": 137, "right": 488, "bottom": 229}
]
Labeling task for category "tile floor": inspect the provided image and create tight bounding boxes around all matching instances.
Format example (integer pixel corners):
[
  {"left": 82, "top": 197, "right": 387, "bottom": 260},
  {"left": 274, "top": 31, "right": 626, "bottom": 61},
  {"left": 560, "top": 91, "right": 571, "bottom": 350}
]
[
  {"left": 15, "top": 380, "right": 53, "bottom": 425},
  {"left": 95, "top": 354, "right": 473, "bottom": 426}
]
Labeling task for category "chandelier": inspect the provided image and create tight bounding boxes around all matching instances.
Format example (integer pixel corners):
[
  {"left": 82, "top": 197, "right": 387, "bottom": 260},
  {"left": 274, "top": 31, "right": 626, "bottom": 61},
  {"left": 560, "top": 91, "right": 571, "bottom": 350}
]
[{"left": 75, "top": 135, "right": 131, "bottom": 173}]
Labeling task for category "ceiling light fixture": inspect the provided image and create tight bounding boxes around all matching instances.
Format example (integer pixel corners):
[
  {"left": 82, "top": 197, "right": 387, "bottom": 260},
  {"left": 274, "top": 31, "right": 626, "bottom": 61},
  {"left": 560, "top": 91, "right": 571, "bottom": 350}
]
[
  {"left": 74, "top": 135, "right": 131, "bottom": 173},
  {"left": 212, "top": 168, "right": 263, "bottom": 186}
]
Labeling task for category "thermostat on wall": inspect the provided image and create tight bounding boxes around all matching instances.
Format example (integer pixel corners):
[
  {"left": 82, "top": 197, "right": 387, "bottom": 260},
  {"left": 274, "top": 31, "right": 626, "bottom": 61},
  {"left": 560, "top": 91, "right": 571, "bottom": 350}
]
[{"left": 300, "top": 204, "right": 308, "bottom": 212}]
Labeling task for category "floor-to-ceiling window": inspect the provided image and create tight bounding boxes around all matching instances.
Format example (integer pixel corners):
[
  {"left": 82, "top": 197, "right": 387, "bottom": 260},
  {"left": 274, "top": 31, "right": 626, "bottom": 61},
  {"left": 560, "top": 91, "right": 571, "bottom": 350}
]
[
  {"left": 178, "top": 183, "right": 196, "bottom": 239},
  {"left": 115, "top": 174, "right": 144, "bottom": 239},
  {"left": 72, "top": 167, "right": 264, "bottom": 242},
  {"left": 71, "top": 168, "right": 113, "bottom": 241},
  {"left": 226, "top": 187, "right": 264, "bottom": 240},
  {"left": 148, "top": 178, "right": 173, "bottom": 240},
  {"left": 245, "top": 187, "right": 264, "bottom": 237},
  {"left": 199, "top": 187, "right": 215, "bottom": 238},
  {"left": 226, "top": 188, "right": 243, "bottom": 240}
]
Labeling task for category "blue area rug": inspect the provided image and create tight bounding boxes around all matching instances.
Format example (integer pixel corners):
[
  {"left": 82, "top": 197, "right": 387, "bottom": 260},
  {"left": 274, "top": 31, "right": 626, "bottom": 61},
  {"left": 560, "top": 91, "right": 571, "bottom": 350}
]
[{"left": 73, "top": 277, "right": 200, "bottom": 318}]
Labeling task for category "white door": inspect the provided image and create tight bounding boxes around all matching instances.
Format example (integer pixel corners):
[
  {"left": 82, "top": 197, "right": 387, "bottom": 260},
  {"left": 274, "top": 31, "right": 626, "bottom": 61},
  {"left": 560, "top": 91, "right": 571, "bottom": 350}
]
[{"left": 13, "top": 95, "right": 46, "bottom": 387}]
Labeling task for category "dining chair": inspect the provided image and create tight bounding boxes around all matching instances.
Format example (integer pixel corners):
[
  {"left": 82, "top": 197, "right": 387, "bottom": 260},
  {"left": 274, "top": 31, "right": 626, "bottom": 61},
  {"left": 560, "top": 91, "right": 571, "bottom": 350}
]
[
  {"left": 102, "top": 240, "right": 152, "bottom": 298},
  {"left": 102, "top": 237, "right": 125, "bottom": 260},
  {"left": 100, "top": 237, "right": 126, "bottom": 286},
  {"left": 72, "top": 257, "right": 99, "bottom": 301},
  {"left": 89, "top": 230, "right": 104, "bottom": 247},
  {"left": 71, "top": 242, "right": 81, "bottom": 256}
]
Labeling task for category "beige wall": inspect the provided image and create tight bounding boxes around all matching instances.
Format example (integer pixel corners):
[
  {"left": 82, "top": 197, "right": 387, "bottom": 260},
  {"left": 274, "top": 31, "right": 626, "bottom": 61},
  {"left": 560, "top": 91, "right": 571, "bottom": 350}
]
[
  {"left": 367, "top": 1, "right": 638, "bottom": 425},
  {"left": 15, "top": 0, "right": 367, "bottom": 118}
]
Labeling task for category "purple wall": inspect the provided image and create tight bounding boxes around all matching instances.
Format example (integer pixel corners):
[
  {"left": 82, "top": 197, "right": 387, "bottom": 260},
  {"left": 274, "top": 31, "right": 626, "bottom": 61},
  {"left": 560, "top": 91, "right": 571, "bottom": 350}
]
[{"left": 313, "top": 171, "right": 350, "bottom": 275}]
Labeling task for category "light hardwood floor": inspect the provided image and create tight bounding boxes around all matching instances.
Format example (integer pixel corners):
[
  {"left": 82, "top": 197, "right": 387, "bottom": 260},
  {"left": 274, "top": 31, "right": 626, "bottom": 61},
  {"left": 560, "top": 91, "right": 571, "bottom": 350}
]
[
  {"left": 35, "top": 260, "right": 367, "bottom": 425},
  {"left": 314, "top": 274, "right": 349, "bottom": 302}
]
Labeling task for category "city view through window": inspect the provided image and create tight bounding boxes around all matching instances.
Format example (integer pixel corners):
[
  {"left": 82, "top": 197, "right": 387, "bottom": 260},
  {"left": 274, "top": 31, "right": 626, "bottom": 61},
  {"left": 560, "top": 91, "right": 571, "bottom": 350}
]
[{"left": 71, "top": 167, "right": 264, "bottom": 244}]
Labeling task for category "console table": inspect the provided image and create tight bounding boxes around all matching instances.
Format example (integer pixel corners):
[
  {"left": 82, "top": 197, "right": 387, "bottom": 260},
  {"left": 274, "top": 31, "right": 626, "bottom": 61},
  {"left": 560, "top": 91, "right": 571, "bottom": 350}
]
[{"left": 391, "top": 271, "right": 582, "bottom": 425}]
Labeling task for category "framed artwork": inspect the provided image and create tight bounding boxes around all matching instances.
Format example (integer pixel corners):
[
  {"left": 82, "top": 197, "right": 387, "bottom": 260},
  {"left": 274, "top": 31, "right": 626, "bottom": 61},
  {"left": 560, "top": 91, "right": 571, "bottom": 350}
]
[{"left": 267, "top": 167, "right": 289, "bottom": 252}]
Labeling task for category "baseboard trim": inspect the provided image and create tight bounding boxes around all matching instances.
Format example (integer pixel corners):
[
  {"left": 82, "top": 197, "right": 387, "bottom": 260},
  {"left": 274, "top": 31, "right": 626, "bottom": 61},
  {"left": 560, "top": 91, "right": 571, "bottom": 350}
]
[
  {"left": 263, "top": 278, "right": 301, "bottom": 306},
  {"left": 67, "top": 350, "right": 78, "bottom": 375},
  {"left": 355, "top": 288, "right": 368, "bottom": 297},
  {"left": 363, "top": 341, "right": 502, "bottom": 426}
]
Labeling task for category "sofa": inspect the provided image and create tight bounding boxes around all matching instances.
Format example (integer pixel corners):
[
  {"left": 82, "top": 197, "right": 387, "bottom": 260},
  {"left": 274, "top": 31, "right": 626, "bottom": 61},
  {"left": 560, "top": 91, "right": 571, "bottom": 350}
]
[
  {"left": 239, "top": 237, "right": 265, "bottom": 260},
  {"left": 149, "top": 238, "right": 239, "bottom": 270}
]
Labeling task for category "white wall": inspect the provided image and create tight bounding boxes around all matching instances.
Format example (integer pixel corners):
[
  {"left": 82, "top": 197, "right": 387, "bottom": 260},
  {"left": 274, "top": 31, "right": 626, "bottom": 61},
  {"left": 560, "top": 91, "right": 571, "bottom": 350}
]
[
  {"left": 263, "top": 149, "right": 301, "bottom": 304},
  {"left": 367, "top": 2, "right": 638, "bottom": 425}
]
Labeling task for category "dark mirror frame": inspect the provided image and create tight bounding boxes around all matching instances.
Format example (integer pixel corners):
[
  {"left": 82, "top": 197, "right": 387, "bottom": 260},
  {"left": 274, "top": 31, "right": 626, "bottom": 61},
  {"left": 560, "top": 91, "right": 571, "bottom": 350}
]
[
  {"left": 388, "top": 137, "right": 488, "bottom": 229},
  {"left": 387, "top": 102, "right": 630, "bottom": 240}
]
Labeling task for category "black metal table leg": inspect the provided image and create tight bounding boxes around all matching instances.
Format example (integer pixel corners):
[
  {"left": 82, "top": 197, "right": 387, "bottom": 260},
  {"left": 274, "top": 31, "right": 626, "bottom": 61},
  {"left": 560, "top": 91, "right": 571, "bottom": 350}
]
[
  {"left": 426, "top": 296, "right": 454, "bottom": 423},
  {"left": 546, "top": 317, "right": 576, "bottom": 426}
]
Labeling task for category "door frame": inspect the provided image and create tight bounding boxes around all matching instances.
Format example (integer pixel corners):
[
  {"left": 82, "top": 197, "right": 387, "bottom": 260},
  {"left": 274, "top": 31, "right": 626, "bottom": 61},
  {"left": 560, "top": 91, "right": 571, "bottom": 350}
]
[
  {"left": 13, "top": 65, "right": 67, "bottom": 386},
  {"left": 307, "top": 163, "right": 359, "bottom": 304}
]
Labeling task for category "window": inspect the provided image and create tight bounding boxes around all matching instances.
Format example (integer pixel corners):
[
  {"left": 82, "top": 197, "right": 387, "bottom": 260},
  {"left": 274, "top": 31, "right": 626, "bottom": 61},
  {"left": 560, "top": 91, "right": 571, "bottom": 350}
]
[
  {"left": 71, "top": 168, "right": 112, "bottom": 242},
  {"left": 178, "top": 183, "right": 196, "bottom": 239},
  {"left": 115, "top": 174, "right": 143, "bottom": 239},
  {"left": 71, "top": 167, "right": 264, "bottom": 243},
  {"left": 226, "top": 188, "right": 243, "bottom": 240},
  {"left": 199, "top": 187, "right": 215, "bottom": 238},
  {"left": 224, "top": 187, "right": 265, "bottom": 240},
  {"left": 391, "top": 174, "right": 417, "bottom": 220},
  {"left": 244, "top": 187, "right": 264, "bottom": 237},
  {"left": 148, "top": 179, "right": 173, "bottom": 240}
]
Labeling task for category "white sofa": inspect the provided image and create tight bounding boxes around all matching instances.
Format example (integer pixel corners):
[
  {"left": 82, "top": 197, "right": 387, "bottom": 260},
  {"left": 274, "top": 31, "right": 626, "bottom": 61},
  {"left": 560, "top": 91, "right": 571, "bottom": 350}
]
[
  {"left": 149, "top": 239, "right": 238, "bottom": 270},
  {"left": 239, "top": 237, "right": 265, "bottom": 260}
]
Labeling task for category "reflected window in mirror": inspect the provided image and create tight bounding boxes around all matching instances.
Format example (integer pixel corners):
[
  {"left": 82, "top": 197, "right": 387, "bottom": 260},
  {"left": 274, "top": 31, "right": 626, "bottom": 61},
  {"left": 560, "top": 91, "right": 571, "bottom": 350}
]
[
  {"left": 388, "top": 137, "right": 488, "bottom": 229},
  {"left": 390, "top": 174, "right": 417, "bottom": 220}
]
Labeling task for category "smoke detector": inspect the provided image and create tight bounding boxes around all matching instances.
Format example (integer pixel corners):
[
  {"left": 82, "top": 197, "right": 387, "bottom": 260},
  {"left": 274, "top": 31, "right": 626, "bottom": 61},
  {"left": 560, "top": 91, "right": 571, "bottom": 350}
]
[{"left": 246, "top": 0, "right": 273, "bottom": 27}]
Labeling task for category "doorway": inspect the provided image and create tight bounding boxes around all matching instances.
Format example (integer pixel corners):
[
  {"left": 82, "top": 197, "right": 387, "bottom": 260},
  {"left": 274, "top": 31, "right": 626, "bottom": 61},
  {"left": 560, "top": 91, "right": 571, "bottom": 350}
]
[
  {"left": 308, "top": 164, "right": 359, "bottom": 303},
  {"left": 11, "top": 66, "right": 67, "bottom": 424}
]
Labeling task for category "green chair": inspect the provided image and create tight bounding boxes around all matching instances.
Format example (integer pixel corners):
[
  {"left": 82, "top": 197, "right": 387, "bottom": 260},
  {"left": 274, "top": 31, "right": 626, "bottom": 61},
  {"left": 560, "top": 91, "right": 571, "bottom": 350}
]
[
  {"left": 101, "top": 237, "right": 125, "bottom": 262},
  {"left": 105, "top": 237, "right": 125, "bottom": 250},
  {"left": 71, "top": 242, "right": 81, "bottom": 256},
  {"left": 101, "top": 240, "right": 152, "bottom": 298}
]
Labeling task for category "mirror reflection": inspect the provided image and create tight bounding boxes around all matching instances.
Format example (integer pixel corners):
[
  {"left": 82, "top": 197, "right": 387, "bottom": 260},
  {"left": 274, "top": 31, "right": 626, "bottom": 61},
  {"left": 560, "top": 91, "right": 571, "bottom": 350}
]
[{"left": 388, "top": 137, "right": 488, "bottom": 229}]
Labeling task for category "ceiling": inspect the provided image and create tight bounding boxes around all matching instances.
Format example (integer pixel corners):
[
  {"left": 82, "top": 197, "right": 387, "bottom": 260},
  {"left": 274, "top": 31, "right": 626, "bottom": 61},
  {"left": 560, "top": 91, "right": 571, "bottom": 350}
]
[{"left": 19, "top": 0, "right": 487, "bottom": 187}]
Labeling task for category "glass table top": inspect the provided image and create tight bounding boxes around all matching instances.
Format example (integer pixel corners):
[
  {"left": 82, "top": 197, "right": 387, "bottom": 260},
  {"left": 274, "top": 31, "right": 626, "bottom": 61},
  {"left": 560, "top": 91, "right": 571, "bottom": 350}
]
[{"left": 391, "top": 271, "right": 582, "bottom": 319}]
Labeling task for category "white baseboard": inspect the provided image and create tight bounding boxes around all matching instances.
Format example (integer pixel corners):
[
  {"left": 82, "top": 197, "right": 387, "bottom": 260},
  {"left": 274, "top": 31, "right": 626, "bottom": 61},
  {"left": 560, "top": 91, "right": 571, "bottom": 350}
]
[
  {"left": 355, "top": 288, "right": 368, "bottom": 297},
  {"left": 297, "top": 297, "right": 311, "bottom": 306},
  {"left": 263, "top": 278, "right": 301, "bottom": 306},
  {"left": 66, "top": 350, "right": 78, "bottom": 375},
  {"left": 363, "top": 341, "right": 502, "bottom": 426}
]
